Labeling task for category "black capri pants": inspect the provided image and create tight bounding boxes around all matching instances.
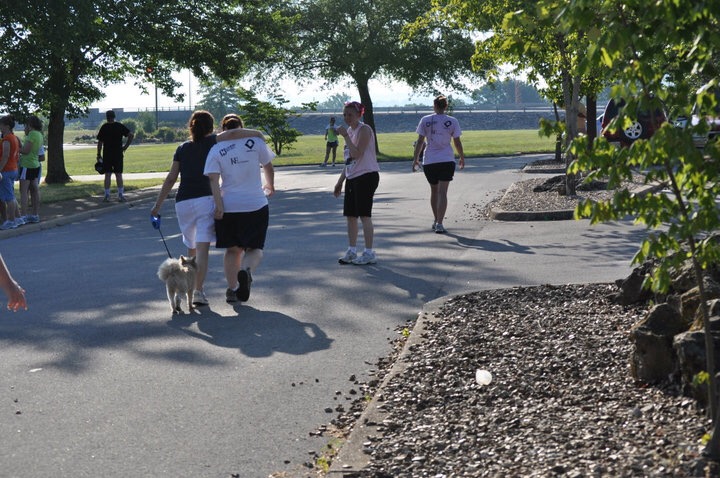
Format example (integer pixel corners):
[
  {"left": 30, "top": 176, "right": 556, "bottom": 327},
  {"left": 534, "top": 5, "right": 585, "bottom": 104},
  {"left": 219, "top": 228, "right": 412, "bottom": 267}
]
[{"left": 343, "top": 171, "right": 379, "bottom": 218}]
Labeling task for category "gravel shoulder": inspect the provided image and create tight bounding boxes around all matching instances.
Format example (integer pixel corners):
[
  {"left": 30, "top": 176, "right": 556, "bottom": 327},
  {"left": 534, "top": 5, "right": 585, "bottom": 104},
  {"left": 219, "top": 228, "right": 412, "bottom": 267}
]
[
  {"left": 329, "top": 285, "right": 715, "bottom": 477},
  {"left": 325, "top": 161, "right": 716, "bottom": 477}
]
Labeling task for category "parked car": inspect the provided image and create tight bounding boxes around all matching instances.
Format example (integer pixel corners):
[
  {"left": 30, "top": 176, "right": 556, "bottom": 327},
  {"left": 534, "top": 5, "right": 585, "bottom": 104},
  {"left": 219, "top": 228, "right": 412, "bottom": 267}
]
[
  {"left": 674, "top": 90, "right": 720, "bottom": 148},
  {"left": 601, "top": 98, "right": 667, "bottom": 147}
]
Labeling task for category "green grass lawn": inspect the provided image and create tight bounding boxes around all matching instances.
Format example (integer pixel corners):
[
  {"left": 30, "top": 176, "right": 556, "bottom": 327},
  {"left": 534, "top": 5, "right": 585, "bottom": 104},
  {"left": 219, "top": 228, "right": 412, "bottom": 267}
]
[
  {"left": 62, "top": 129, "right": 554, "bottom": 173},
  {"left": 39, "top": 129, "right": 553, "bottom": 203}
]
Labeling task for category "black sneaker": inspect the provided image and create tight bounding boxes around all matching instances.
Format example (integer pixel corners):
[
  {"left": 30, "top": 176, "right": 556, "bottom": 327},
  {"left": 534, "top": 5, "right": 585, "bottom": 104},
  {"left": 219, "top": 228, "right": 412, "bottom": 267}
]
[
  {"left": 225, "top": 288, "right": 238, "bottom": 303},
  {"left": 236, "top": 269, "right": 252, "bottom": 302}
]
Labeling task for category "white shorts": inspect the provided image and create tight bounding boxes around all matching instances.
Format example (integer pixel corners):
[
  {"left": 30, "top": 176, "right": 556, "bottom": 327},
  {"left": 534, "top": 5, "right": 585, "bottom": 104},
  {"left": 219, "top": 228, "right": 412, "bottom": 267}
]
[{"left": 174, "top": 195, "right": 216, "bottom": 248}]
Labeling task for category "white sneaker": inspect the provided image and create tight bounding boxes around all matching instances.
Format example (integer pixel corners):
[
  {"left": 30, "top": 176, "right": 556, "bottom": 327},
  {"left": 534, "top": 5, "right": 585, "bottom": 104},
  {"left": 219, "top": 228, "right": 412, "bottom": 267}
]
[
  {"left": 352, "top": 250, "right": 377, "bottom": 265},
  {"left": 0, "top": 220, "right": 17, "bottom": 230},
  {"left": 192, "top": 290, "right": 208, "bottom": 306},
  {"left": 434, "top": 224, "right": 447, "bottom": 234},
  {"left": 338, "top": 250, "right": 357, "bottom": 264},
  {"left": 15, "top": 216, "right": 26, "bottom": 226}
]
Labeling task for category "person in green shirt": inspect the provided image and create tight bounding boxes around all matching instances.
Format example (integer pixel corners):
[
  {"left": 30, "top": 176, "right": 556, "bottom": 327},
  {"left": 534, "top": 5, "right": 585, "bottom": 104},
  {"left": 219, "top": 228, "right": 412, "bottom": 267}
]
[{"left": 18, "top": 115, "right": 43, "bottom": 223}]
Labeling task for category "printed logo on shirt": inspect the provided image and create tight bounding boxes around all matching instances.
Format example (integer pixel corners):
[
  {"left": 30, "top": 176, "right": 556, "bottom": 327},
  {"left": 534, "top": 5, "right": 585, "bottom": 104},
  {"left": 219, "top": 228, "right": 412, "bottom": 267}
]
[
  {"left": 218, "top": 143, "right": 237, "bottom": 156},
  {"left": 444, "top": 120, "right": 452, "bottom": 128},
  {"left": 244, "top": 139, "right": 255, "bottom": 150}
]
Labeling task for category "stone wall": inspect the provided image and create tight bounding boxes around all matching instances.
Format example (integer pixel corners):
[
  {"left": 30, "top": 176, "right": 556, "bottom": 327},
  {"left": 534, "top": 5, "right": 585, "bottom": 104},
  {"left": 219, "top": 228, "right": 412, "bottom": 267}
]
[
  {"left": 75, "top": 109, "right": 559, "bottom": 134},
  {"left": 289, "top": 111, "right": 558, "bottom": 135}
]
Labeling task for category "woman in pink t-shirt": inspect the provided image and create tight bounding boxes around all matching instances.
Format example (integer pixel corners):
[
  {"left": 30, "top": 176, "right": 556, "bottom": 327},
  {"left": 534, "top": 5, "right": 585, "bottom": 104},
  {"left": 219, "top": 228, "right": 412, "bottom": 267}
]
[
  {"left": 412, "top": 95, "right": 465, "bottom": 234},
  {"left": 333, "top": 101, "right": 380, "bottom": 266}
]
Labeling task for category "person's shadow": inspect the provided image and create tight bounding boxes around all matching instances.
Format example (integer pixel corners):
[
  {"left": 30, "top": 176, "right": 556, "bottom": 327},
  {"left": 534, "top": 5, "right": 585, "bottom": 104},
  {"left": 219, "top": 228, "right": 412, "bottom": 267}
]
[{"left": 168, "top": 306, "right": 332, "bottom": 358}]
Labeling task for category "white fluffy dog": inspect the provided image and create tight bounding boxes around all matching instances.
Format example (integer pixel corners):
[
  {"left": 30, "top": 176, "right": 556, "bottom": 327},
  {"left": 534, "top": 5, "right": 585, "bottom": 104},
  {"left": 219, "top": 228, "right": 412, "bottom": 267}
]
[{"left": 157, "top": 256, "right": 198, "bottom": 314}]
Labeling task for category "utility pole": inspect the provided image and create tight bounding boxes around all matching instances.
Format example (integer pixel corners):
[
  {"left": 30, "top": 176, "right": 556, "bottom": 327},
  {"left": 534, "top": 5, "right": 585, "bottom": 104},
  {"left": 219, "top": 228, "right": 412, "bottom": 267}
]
[{"left": 146, "top": 66, "right": 158, "bottom": 130}]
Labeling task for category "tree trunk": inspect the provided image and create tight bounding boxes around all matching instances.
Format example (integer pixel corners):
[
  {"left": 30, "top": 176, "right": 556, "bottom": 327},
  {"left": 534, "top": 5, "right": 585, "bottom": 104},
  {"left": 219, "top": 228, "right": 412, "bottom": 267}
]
[
  {"left": 355, "top": 79, "right": 379, "bottom": 154},
  {"left": 45, "top": 106, "right": 71, "bottom": 184},
  {"left": 587, "top": 96, "right": 597, "bottom": 145},
  {"left": 552, "top": 103, "right": 562, "bottom": 162},
  {"left": 561, "top": 71, "right": 578, "bottom": 196}
]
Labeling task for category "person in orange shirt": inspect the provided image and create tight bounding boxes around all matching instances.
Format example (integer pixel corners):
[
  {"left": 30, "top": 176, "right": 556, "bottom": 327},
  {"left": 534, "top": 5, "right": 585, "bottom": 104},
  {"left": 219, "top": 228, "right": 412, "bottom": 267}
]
[{"left": 0, "top": 115, "right": 21, "bottom": 229}]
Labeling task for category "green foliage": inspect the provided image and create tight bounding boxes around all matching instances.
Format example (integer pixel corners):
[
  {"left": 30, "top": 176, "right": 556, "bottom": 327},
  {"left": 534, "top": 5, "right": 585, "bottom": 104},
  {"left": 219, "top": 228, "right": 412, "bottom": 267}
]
[
  {"left": 237, "top": 89, "right": 302, "bottom": 155},
  {"left": 317, "top": 93, "right": 351, "bottom": 110},
  {"left": 694, "top": 371, "right": 711, "bottom": 388},
  {"left": 135, "top": 112, "right": 157, "bottom": 134},
  {"left": 0, "top": 0, "right": 288, "bottom": 183},
  {"left": 271, "top": 0, "right": 478, "bottom": 139},
  {"left": 155, "top": 127, "right": 179, "bottom": 143},
  {"left": 122, "top": 119, "right": 139, "bottom": 134},
  {"left": 559, "top": 0, "right": 720, "bottom": 450},
  {"left": 196, "top": 79, "right": 244, "bottom": 122},
  {"left": 564, "top": 0, "right": 720, "bottom": 295},
  {"left": 471, "top": 79, "right": 548, "bottom": 105}
]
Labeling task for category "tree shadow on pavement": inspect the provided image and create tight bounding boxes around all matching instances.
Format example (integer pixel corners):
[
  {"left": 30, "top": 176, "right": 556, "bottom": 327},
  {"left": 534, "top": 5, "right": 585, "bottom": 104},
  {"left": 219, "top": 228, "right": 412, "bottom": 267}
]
[{"left": 168, "top": 306, "right": 333, "bottom": 358}]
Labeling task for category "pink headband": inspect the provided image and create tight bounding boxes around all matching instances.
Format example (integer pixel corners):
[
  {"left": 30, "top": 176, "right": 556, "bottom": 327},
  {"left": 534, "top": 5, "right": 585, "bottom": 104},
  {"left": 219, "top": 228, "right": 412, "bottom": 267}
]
[{"left": 344, "top": 101, "right": 365, "bottom": 116}]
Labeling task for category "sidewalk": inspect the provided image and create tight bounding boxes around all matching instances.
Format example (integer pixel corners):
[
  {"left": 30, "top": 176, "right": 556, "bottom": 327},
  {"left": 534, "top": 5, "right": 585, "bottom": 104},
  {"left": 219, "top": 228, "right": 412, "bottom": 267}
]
[{"left": 0, "top": 176, "right": 162, "bottom": 240}]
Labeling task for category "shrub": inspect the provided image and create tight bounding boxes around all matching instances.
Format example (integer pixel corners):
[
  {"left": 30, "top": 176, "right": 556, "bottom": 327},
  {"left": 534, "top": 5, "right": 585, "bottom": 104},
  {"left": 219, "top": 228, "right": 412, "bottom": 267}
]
[{"left": 122, "top": 118, "right": 139, "bottom": 134}]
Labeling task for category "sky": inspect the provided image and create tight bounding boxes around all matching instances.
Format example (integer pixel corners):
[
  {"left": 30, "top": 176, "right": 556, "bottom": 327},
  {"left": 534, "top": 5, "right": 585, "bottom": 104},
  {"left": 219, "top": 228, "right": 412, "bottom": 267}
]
[{"left": 89, "top": 69, "right": 439, "bottom": 112}]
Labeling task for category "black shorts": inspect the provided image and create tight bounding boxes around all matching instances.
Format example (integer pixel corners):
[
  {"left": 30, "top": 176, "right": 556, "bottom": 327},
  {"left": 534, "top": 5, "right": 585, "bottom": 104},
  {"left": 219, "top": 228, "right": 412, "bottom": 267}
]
[
  {"left": 423, "top": 161, "right": 456, "bottom": 185},
  {"left": 102, "top": 153, "right": 124, "bottom": 174},
  {"left": 344, "top": 171, "right": 379, "bottom": 218},
  {"left": 326, "top": 141, "right": 338, "bottom": 148},
  {"left": 19, "top": 167, "right": 40, "bottom": 181},
  {"left": 215, "top": 205, "right": 269, "bottom": 249}
]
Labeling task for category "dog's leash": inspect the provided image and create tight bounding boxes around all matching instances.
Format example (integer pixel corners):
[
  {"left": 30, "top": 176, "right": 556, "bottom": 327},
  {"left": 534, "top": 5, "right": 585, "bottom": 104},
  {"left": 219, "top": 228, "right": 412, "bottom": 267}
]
[{"left": 151, "top": 214, "right": 173, "bottom": 259}]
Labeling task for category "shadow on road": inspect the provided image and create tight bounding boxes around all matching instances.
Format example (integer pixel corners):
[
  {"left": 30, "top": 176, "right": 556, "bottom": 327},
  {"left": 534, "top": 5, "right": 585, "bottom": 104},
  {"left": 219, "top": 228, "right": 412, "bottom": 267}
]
[{"left": 168, "top": 306, "right": 333, "bottom": 358}]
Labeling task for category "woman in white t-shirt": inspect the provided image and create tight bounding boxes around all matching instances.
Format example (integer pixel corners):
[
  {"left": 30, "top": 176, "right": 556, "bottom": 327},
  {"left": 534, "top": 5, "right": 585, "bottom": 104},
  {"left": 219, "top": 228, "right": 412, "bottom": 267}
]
[
  {"left": 204, "top": 114, "right": 275, "bottom": 304},
  {"left": 412, "top": 95, "right": 465, "bottom": 234}
]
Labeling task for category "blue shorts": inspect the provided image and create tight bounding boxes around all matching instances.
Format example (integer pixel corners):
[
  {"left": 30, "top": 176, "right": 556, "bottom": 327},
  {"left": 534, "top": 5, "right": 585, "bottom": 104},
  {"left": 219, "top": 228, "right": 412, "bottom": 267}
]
[{"left": 0, "top": 170, "right": 18, "bottom": 201}]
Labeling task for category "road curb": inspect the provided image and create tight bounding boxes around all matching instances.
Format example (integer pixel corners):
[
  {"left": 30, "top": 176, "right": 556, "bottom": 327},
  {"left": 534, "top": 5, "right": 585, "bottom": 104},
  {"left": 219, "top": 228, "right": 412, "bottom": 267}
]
[
  {"left": 327, "top": 295, "right": 455, "bottom": 476},
  {"left": 489, "top": 182, "right": 666, "bottom": 222},
  {"left": 490, "top": 208, "right": 575, "bottom": 221},
  {"left": 0, "top": 188, "right": 159, "bottom": 240}
]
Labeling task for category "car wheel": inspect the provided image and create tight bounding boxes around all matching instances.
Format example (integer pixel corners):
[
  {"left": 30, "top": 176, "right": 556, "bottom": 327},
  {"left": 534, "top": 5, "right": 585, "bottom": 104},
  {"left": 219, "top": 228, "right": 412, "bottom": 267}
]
[{"left": 623, "top": 121, "right": 643, "bottom": 141}]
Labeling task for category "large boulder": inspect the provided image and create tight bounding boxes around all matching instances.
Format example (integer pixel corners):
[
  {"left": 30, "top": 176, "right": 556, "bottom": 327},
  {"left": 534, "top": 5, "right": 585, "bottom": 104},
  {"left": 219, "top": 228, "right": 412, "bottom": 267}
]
[
  {"left": 681, "top": 277, "right": 720, "bottom": 329},
  {"left": 615, "top": 266, "right": 653, "bottom": 306},
  {"left": 629, "top": 303, "right": 686, "bottom": 383},
  {"left": 673, "top": 323, "right": 720, "bottom": 405},
  {"left": 670, "top": 260, "right": 700, "bottom": 294}
]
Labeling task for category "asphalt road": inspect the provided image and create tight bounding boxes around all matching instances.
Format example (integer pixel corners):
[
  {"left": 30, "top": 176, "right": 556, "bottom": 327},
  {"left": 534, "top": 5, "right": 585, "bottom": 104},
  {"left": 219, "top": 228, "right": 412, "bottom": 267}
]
[{"left": 0, "top": 155, "right": 649, "bottom": 477}]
